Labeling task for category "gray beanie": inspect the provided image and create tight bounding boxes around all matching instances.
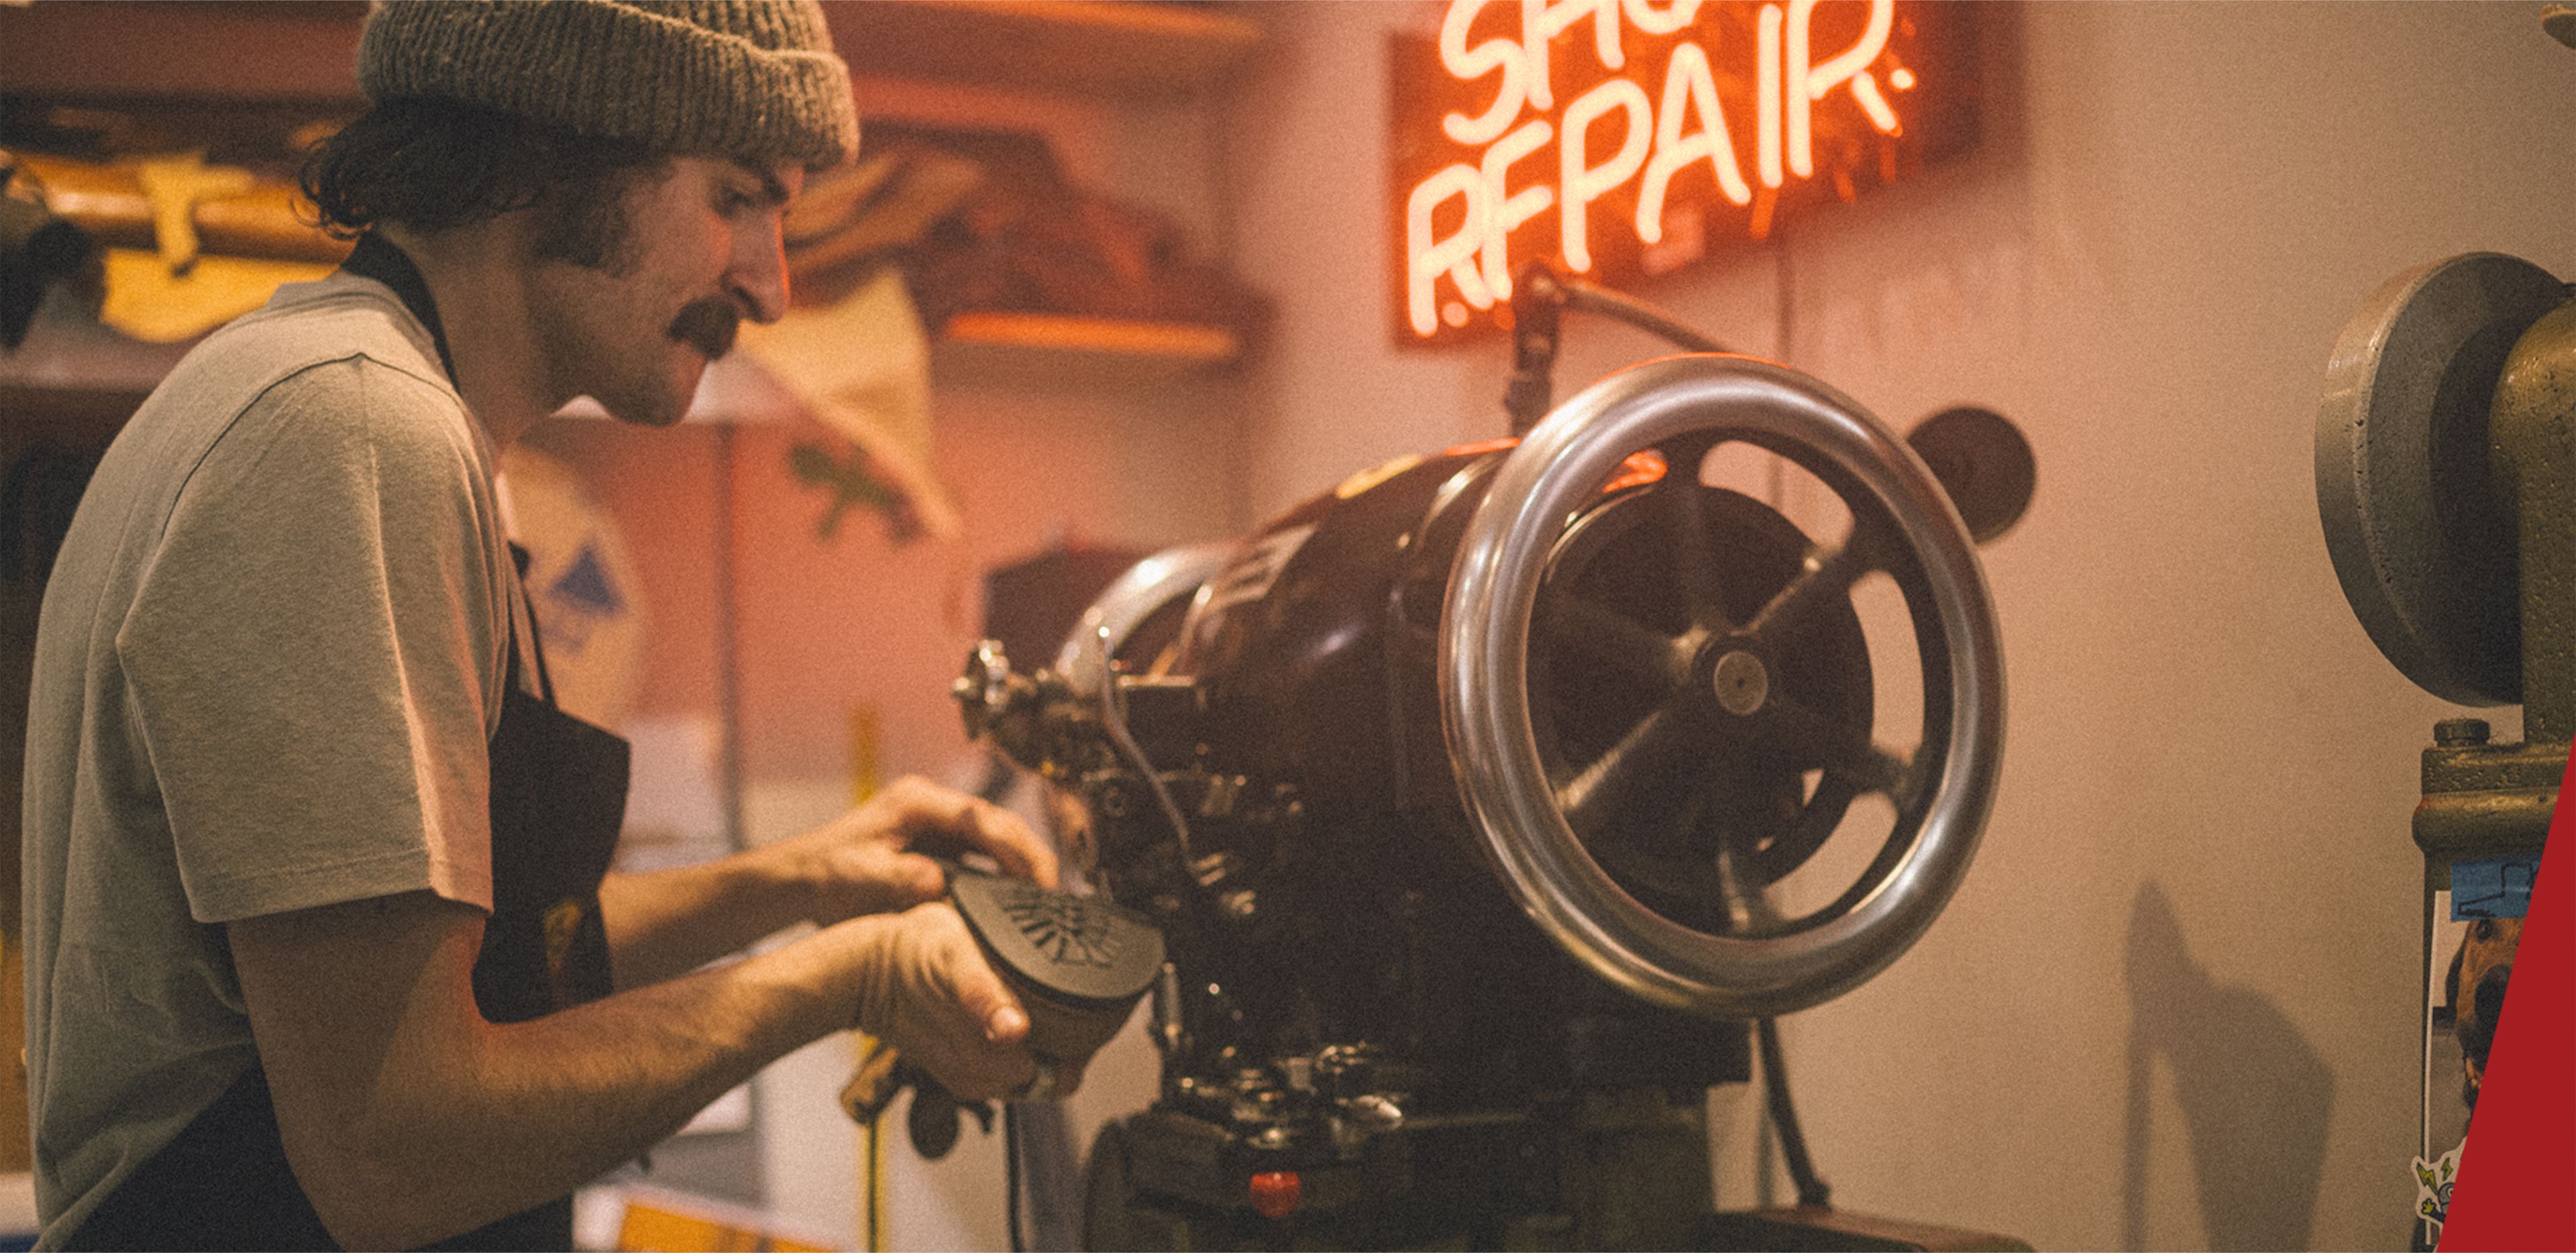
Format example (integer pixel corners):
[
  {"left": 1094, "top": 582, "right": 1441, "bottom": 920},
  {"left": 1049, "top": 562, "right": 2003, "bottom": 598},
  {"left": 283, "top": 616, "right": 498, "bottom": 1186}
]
[{"left": 358, "top": 0, "right": 859, "bottom": 169}]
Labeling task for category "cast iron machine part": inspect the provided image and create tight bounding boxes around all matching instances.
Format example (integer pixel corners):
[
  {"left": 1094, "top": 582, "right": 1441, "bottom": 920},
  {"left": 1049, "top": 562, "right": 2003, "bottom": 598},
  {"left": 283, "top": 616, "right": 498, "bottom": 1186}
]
[
  {"left": 2316, "top": 252, "right": 2576, "bottom": 1249},
  {"left": 951, "top": 293, "right": 2031, "bottom": 1247},
  {"left": 2316, "top": 253, "right": 2571, "bottom": 918}
]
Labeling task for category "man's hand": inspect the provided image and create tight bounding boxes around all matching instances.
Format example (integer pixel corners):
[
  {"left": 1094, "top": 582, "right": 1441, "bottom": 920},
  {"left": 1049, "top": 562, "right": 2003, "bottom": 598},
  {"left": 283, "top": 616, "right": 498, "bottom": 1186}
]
[
  {"left": 779, "top": 775, "right": 1059, "bottom": 924},
  {"left": 846, "top": 901, "right": 1046, "bottom": 1101}
]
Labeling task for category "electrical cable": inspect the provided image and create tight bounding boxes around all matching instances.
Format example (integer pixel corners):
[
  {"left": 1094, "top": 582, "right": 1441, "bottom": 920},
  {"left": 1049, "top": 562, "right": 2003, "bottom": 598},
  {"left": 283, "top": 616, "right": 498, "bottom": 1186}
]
[
  {"left": 863, "top": 1069, "right": 885, "bottom": 1253},
  {"left": 1758, "top": 1016, "right": 1832, "bottom": 1209},
  {"left": 1558, "top": 276, "right": 1729, "bottom": 353},
  {"left": 1090, "top": 624, "right": 1196, "bottom": 863},
  {"left": 1501, "top": 262, "right": 1733, "bottom": 434},
  {"left": 712, "top": 424, "right": 749, "bottom": 855},
  {"left": 1771, "top": 228, "right": 1797, "bottom": 508},
  {"left": 1754, "top": 227, "right": 1832, "bottom": 1209},
  {"left": 1004, "top": 1103, "right": 1026, "bottom": 1253}
]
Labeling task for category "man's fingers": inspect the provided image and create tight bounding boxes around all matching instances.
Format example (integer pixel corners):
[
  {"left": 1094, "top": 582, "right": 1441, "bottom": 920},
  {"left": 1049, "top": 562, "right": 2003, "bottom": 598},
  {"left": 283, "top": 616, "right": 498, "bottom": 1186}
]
[
  {"left": 888, "top": 777, "right": 1059, "bottom": 889},
  {"left": 881, "top": 904, "right": 1044, "bottom": 1101},
  {"left": 939, "top": 931, "right": 1030, "bottom": 1046},
  {"left": 887, "top": 852, "right": 946, "bottom": 904},
  {"left": 964, "top": 799, "right": 1058, "bottom": 889}
]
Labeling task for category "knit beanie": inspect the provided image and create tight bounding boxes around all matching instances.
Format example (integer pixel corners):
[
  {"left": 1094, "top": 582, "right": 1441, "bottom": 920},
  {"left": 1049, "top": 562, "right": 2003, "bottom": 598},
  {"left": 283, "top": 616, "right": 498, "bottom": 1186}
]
[{"left": 357, "top": 0, "right": 859, "bottom": 169}]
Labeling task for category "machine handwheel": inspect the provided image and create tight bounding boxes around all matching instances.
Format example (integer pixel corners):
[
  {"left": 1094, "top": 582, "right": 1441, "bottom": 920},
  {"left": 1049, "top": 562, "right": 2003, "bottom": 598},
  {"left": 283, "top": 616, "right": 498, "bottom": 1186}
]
[{"left": 1442, "top": 356, "right": 2004, "bottom": 1018}]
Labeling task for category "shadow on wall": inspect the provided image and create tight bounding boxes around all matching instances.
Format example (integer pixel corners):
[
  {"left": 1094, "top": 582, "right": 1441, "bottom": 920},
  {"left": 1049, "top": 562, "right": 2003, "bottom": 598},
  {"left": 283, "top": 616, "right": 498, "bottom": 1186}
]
[{"left": 2121, "top": 881, "right": 2335, "bottom": 1251}]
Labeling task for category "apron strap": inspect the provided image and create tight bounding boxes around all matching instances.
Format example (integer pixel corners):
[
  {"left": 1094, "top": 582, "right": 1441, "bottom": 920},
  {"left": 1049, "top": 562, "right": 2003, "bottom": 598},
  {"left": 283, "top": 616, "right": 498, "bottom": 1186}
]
[{"left": 508, "top": 543, "right": 561, "bottom": 708}]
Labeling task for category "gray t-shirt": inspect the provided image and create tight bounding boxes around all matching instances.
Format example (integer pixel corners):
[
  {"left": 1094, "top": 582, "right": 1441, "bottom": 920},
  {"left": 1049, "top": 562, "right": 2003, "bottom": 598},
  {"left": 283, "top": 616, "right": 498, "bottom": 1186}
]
[{"left": 19, "top": 270, "right": 520, "bottom": 1245}]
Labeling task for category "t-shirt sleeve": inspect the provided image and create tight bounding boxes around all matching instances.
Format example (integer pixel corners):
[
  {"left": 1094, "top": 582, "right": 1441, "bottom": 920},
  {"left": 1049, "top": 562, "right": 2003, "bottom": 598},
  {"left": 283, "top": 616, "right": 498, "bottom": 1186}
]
[{"left": 117, "top": 356, "right": 504, "bottom": 923}]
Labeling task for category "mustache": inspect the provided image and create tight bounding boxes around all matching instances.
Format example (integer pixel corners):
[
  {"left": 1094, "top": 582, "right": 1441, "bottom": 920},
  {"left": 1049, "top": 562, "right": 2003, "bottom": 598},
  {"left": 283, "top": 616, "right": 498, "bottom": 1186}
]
[{"left": 670, "top": 298, "right": 742, "bottom": 360}]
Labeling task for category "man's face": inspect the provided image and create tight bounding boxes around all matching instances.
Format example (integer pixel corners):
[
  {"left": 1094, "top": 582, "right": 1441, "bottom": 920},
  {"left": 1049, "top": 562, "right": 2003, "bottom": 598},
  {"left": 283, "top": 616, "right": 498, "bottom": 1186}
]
[{"left": 527, "top": 156, "right": 804, "bottom": 428}]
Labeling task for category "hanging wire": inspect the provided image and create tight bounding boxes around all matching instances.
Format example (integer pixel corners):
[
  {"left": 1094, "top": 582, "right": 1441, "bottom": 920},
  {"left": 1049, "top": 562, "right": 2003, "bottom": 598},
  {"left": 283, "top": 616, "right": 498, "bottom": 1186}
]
[
  {"left": 863, "top": 1066, "right": 885, "bottom": 1252},
  {"left": 713, "top": 423, "right": 749, "bottom": 855},
  {"left": 1501, "top": 262, "right": 1732, "bottom": 435},
  {"left": 1089, "top": 624, "right": 1195, "bottom": 862},
  {"left": 1004, "top": 1105, "right": 1026, "bottom": 1253},
  {"left": 1758, "top": 1017, "right": 1832, "bottom": 1209}
]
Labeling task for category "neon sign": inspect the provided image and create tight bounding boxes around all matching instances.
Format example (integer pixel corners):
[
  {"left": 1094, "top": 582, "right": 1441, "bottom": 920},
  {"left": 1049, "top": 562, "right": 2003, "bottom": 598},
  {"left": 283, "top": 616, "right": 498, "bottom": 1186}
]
[{"left": 1392, "top": 0, "right": 1978, "bottom": 344}]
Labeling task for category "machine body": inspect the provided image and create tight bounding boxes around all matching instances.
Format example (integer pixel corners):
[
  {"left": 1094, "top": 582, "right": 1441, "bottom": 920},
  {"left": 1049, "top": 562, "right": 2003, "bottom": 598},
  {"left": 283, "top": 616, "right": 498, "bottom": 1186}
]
[
  {"left": 2316, "top": 252, "right": 2570, "bottom": 1248},
  {"left": 960, "top": 352, "right": 2022, "bottom": 1248}
]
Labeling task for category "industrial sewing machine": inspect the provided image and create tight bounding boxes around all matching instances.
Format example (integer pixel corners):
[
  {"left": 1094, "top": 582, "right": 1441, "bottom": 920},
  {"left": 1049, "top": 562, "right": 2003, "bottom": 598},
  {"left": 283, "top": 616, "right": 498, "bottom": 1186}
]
[{"left": 947, "top": 273, "right": 2033, "bottom": 1250}]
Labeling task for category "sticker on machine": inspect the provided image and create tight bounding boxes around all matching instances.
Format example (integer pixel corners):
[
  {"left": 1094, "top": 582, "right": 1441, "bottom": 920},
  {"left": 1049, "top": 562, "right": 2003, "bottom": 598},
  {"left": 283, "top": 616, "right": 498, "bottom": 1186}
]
[
  {"left": 2416, "top": 867, "right": 2536, "bottom": 1248},
  {"left": 2420, "top": 886, "right": 2469, "bottom": 1248}
]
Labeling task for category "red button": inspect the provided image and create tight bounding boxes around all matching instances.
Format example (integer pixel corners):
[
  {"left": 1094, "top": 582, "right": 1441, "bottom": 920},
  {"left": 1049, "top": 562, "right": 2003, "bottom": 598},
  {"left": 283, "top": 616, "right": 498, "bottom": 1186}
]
[{"left": 1249, "top": 1170, "right": 1301, "bottom": 1219}]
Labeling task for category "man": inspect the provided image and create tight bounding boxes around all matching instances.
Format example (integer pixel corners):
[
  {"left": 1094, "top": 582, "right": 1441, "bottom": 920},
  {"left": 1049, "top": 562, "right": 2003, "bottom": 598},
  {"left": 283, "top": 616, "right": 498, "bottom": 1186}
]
[{"left": 20, "top": 3, "right": 1072, "bottom": 1248}]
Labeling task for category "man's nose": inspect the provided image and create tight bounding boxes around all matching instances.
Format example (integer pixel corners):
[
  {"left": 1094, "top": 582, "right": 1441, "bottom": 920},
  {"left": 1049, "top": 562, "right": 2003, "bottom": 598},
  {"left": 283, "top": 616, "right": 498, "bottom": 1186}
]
[{"left": 730, "top": 221, "right": 791, "bottom": 324}]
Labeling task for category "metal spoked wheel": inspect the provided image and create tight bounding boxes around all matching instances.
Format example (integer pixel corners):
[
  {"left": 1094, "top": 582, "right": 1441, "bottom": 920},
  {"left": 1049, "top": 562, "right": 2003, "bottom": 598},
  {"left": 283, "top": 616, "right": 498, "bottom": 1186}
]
[{"left": 1440, "top": 355, "right": 2004, "bottom": 1018}]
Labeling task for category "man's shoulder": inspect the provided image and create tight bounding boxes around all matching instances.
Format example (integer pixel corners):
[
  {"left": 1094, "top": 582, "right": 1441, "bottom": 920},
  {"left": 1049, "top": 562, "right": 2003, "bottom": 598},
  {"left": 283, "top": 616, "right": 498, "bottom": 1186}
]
[
  {"left": 129, "top": 274, "right": 485, "bottom": 490},
  {"left": 233, "top": 352, "right": 472, "bottom": 457},
  {"left": 146, "top": 271, "right": 452, "bottom": 426}
]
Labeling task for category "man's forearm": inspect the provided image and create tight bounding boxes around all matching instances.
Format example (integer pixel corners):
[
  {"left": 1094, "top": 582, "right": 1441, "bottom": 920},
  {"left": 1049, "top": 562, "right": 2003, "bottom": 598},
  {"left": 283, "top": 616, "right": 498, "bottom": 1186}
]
[
  {"left": 596, "top": 845, "right": 820, "bottom": 988},
  {"left": 600, "top": 777, "right": 1061, "bottom": 991},
  {"left": 354, "top": 928, "right": 866, "bottom": 1244},
  {"left": 233, "top": 893, "right": 876, "bottom": 1250}
]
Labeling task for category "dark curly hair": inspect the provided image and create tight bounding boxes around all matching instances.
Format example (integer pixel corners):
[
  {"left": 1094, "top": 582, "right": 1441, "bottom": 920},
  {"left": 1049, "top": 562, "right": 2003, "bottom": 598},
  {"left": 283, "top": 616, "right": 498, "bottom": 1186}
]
[{"left": 301, "top": 97, "right": 668, "bottom": 271}]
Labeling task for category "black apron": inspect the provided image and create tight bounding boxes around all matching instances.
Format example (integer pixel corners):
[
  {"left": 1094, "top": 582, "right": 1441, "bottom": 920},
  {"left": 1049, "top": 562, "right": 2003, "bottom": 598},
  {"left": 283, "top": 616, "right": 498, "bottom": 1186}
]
[{"left": 68, "top": 237, "right": 633, "bottom": 1252}]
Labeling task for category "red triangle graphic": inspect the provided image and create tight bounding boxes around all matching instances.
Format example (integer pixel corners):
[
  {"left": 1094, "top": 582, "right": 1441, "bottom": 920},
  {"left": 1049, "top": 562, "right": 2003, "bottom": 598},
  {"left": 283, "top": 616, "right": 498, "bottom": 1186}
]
[{"left": 2440, "top": 749, "right": 2575, "bottom": 1250}]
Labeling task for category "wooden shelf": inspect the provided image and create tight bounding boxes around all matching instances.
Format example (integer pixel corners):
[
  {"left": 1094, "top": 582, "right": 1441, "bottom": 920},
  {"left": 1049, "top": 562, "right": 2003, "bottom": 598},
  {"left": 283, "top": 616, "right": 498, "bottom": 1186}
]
[
  {"left": 0, "top": 384, "right": 150, "bottom": 433},
  {"left": 0, "top": 3, "right": 364, "bottom": 101},
  {"left": 947, "top": 311, "right": 1238, "bottom": 360},
  {"left": 0, "top": 2, "right": 1259, "bottom": 105},
  {"left": 826, "top": 1, "right": 1262, "bottom": 101},
  {"left": 933, "top": 311, "right": 1243, "bottom": 384}
]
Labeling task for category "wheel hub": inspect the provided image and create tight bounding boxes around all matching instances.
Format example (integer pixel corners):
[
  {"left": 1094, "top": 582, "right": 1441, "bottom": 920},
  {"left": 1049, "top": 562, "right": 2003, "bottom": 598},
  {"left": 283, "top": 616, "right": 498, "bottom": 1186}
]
[{"left": 1709, "top": 647, "right": 1770, "bottom": 716}]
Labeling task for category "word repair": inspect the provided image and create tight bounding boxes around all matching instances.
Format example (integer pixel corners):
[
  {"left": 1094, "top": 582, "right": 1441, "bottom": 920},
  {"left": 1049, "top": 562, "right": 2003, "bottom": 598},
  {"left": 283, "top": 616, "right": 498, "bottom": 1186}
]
[{"left": 1390, "top": 0, "right": 1976, "bottom": 343}]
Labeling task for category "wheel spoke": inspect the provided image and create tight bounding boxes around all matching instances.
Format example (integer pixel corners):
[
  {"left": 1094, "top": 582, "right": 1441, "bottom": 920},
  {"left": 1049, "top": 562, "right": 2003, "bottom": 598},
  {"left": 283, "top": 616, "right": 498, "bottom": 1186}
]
[
  {"left": 1653, "top": 478, "right": 1731, "bottom": 631},
  {"left": 1711, "top": 838, "right": 1784, "bottom": 936},
  {"left": 1771, "top": 697, "right": 1907, "bottom": 796},
  {"left": 1748, "top": 538, "right": 1872, "bottom": 644},
  {"left": 1541, "top": 588, "right": 1682, "bottom": 686},
  {"left": 1556, "top": 693, "right": 1695, "bottom": 836}
]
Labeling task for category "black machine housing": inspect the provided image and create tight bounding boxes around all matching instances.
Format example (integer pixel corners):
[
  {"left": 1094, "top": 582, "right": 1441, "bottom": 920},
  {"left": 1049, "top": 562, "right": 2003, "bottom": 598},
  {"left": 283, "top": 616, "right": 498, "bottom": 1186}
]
[
  {"left": 965, "top": 444, "right": 1872, "bottom": 1246},
  {"left": 961, "top": 278, "right": 2027, "bottom": 1244}
]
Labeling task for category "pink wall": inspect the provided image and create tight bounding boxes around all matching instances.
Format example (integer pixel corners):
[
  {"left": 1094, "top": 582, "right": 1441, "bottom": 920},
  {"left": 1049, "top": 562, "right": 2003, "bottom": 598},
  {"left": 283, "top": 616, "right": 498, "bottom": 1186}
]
[{"left": 525, "top": 366, "right": 1246, "bottom": 792}]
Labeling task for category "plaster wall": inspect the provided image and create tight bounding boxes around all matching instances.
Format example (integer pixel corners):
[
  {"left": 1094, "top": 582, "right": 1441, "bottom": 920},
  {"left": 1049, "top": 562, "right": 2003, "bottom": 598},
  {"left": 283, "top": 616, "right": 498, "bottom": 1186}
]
[{"left": 1216, "top": 3, "right": 2576, "bottom": 1250}]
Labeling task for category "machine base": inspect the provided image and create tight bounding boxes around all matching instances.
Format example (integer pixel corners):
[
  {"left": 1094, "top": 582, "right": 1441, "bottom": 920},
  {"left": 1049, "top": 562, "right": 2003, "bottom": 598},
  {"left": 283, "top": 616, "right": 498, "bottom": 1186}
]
[
  {"left": 1698, "top": 1207, "right": 2032, "bottom": 1252},
  {"left": 1082, "top": 1091, "right": 2026, "bottom": 1252}
]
